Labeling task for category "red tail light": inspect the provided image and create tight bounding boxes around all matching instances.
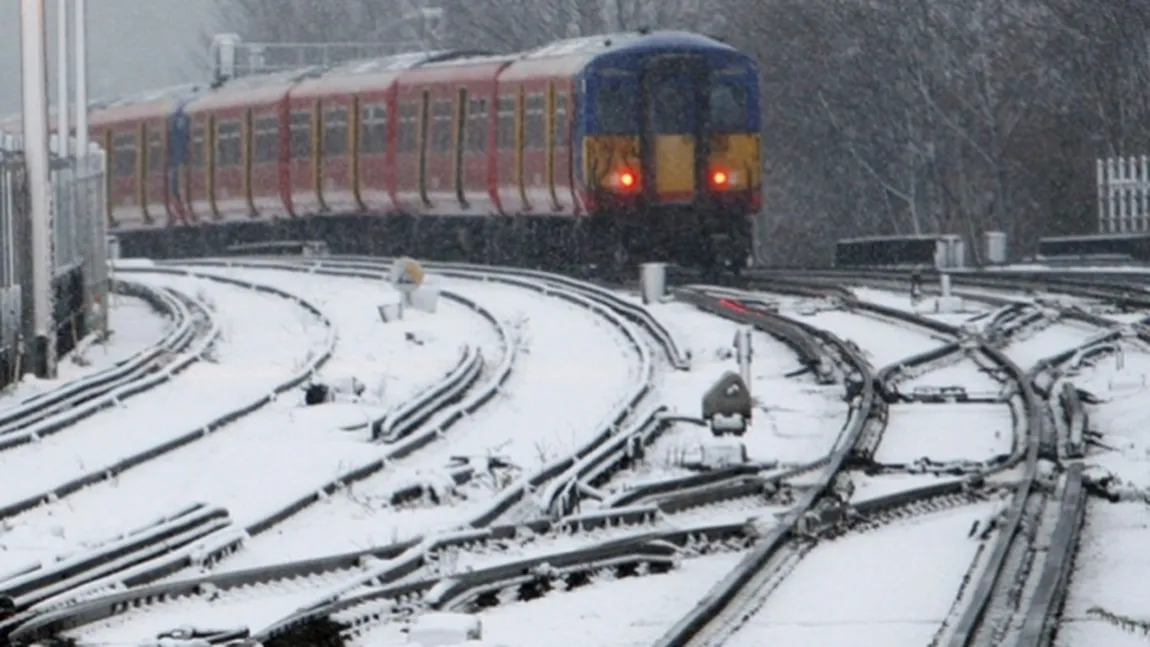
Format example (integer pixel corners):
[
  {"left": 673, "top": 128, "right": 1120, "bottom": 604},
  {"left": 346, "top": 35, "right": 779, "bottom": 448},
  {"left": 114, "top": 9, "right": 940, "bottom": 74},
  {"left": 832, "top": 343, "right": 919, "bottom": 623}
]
[{"left": 712, "top": 170, "right": 728, "bottom": 186}]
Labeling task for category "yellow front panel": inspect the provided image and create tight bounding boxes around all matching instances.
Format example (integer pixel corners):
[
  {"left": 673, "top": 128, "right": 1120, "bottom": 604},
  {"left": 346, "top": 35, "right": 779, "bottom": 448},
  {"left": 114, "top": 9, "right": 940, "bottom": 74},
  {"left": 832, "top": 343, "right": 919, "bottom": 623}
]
[
  {"left": 708, "top": 133, "right": 762, "bottom": 191},
  {"left": 655, "top": 134, "right": 696, "bottom": 198},
  {"left": 582, "top": 135, "right": 640, "bottom": 191}
]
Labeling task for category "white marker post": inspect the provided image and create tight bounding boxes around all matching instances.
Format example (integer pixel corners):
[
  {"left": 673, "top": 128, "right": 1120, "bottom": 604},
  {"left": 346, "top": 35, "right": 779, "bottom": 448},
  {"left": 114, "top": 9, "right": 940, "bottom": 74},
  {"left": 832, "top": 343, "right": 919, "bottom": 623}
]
[
  {"left": 734, "top": 326, "right": 753, "bottom": 397},
  {"left": 20, "top": 0, "right": 58, "bottom": 378},
  {"left": 940, "top": 273, "right": 952, "bottom": 299},
  {"left": 639, "top": 262, "right": 667, "bottom": 305}
]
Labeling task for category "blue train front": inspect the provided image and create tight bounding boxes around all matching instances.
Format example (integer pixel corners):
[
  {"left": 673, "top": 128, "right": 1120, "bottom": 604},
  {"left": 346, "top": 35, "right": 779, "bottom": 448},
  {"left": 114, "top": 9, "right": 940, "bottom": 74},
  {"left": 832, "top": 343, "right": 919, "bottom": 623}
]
[{"left": 574, "top": 32, "right": 762, "bottom": 272}]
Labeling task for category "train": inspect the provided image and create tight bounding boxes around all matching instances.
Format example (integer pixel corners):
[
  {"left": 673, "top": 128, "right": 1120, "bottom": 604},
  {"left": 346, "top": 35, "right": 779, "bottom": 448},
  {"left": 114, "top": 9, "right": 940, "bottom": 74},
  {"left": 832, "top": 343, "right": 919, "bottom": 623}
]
[{"left": 4, "top": 30, "right": 763, "bottom": 274}]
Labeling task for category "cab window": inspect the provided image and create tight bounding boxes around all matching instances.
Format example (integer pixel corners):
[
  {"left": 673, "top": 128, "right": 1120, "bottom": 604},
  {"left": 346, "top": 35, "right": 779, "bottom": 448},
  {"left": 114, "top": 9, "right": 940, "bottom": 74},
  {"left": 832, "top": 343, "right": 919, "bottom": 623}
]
[
  {"left": 709, "top": 83, "right": 748, "bottom": 133},
  {"left": 595, "top": 82, "right": 635, "bottom": 134}
]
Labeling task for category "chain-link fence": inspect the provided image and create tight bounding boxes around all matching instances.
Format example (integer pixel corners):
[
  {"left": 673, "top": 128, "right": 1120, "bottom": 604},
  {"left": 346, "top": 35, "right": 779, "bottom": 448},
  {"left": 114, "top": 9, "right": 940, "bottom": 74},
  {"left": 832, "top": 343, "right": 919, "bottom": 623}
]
[{"left": 0, "top": 135, "right": 108, "bottom": 390}]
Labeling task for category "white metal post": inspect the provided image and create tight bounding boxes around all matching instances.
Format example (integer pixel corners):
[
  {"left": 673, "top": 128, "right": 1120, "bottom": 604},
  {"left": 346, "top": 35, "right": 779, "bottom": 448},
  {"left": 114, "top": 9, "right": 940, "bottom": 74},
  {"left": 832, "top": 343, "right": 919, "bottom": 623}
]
[
  {"left": 20, "top": 0, "right": 58, "bottom": 378},
  {"left": 55, "top": 0, "right": 69, "bottom": 159},
  {"left": 73, "top": 0, "right": 88, "bottom": 156}
]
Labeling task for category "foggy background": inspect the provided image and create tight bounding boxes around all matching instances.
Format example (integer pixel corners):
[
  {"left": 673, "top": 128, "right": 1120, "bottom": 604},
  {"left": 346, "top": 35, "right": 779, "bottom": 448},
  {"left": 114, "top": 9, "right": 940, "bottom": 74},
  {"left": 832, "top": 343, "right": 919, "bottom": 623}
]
[
  {"left": 0, "top": 0, "right": 1148, "bottom": 264},
  {"left": 0, "top": 0, "right": 216, "bottom": 115}
]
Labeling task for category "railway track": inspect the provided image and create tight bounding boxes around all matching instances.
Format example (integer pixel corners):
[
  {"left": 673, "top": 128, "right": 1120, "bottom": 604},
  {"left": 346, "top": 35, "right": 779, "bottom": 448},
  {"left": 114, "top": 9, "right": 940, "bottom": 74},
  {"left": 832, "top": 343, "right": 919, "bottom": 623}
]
[
  {"left": 0, "top": 259, "right": 689, "bottom": 645},
  {"left": 0, "top": 280, "right": 212, "bottom": 452},
  {"left": 4, "top": 257, "right": 1131, "bottom": 647}
]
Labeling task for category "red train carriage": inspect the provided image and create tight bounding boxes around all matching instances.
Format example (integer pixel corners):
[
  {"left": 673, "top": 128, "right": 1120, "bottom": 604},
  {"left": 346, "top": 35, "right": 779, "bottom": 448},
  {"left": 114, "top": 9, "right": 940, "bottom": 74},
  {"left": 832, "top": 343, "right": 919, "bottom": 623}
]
[
  {"left": 493, "top": 46, "right": 588, "bottom": 217},
  {"left": 182, "top": 69, "right": 318, "bottom": 223},
  {"left": 286, "top": 52, "right": 446, "bottom": 218},
  {"left": 391, "top": 54, "right": 513, "bottom": 216},
  {"left": 89, "top": 86, "right": 199, "bottom": 230}
]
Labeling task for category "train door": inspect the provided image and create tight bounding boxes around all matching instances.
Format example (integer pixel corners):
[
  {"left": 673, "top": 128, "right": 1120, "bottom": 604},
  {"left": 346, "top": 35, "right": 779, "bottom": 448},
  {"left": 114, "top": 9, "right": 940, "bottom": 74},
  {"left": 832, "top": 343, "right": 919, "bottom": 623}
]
[{"left": 638, "top": 56, "right": 709, "bottom": 204}]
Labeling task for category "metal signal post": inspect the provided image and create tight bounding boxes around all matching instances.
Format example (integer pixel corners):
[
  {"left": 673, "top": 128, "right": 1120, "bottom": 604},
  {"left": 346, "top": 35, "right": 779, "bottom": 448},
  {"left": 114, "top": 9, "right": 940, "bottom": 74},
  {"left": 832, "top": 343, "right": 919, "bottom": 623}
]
[{"left": 19, "top": 0, "right": 58, "bottom": 378}]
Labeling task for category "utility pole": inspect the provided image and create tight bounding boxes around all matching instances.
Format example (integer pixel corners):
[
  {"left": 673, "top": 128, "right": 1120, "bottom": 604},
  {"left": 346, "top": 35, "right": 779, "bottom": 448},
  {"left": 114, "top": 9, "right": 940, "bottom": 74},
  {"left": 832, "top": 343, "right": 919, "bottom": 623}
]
[
  {"left": 56, "top": 0, "right": 70, "bottom": 159},
  {"left": 19, "top": 0, "right": 57, "bottom": 378},
  {"left": 74, "top": 0, "right": 88, "bottom": 156}
]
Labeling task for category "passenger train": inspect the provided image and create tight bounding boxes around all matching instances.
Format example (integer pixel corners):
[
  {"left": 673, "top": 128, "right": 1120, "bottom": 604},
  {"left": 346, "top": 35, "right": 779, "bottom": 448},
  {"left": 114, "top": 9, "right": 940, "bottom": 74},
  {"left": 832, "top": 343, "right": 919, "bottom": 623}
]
[{"left": 4, "top": 30, "right": 763, "bottom": 273}]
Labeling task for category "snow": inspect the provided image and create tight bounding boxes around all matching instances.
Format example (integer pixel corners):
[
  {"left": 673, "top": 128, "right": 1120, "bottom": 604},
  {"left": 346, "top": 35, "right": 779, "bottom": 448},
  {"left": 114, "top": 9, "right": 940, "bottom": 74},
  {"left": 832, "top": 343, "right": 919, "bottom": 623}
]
[
  {"left": 874, "top": 403, "right": 1014, "bottom": 464},
  {"left": 351, "top": 552, "right": 746, "bottom": 647},
  {"left": 213, "top": 277, "right": 638, "bottom": 570},
  {"left": 170, "top": 266, "right": 496, "bottom": 435},
  {"left": 1002, "top": 321, "right": 1101, "bottom": 369},
  {"left": 724, "top": 501, "right": 1004, "bottom": 647},
  {"left": 0, "top": 274, "right": 329, "bottom": 572},
  {"left": 627, "top": 301, "right": 849, "bottom": 477},
  {"left": 851, "top": 286, "right": 991, "bottom": 326},
  {"left": 898, "top": 357, "right": 1004, "bottom": 394},
  {"left": 1057, "top": 503, "right": 1150, "bottom": 647},
  {"left": 851, "top": 473, "right": 967, "bottom": 500},
  {"left": 0, "top": 294, "right": 171, "bottom": 406},
  {"left": 1056, "top": 345, "right": 1150, "bottom": 646},
  {"left": 71, "top": 569, "right": 353, "bottom": 645},
  {"left": 779, "top": 307, "right": 950, "bottom": 368}
]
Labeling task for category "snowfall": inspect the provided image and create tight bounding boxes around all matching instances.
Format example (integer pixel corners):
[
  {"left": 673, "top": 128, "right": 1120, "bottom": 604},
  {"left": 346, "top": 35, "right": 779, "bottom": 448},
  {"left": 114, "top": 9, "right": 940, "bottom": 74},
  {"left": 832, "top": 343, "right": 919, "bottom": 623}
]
[{"left": 0, "top": 263, "right": 1144, "bottom": 647}]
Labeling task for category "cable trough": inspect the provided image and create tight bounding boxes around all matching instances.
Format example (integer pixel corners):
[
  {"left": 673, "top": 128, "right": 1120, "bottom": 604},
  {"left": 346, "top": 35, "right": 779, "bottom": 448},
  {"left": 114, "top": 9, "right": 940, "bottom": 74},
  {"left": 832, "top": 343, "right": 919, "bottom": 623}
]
[{"left": 0, "top": 280, "right": 209, "bottom": 452}]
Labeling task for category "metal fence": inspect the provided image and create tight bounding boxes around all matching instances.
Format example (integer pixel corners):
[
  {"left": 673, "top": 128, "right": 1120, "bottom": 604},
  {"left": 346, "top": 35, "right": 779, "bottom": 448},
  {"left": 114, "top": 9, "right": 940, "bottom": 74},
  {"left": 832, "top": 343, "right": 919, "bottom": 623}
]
[
  {"left": 0, "top": 133, "right": 108, "bottom": 390},
  {"left": 1097, "top": 156, "right": 1150, "bottom": 233}
]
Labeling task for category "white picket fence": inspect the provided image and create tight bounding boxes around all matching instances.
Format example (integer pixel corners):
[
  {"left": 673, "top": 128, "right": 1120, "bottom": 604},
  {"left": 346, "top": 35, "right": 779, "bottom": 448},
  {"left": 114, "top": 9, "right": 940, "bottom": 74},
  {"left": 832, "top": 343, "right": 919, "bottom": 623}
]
[{"left": 1098, "top": 156, "right": 1150, "bottom": 233}]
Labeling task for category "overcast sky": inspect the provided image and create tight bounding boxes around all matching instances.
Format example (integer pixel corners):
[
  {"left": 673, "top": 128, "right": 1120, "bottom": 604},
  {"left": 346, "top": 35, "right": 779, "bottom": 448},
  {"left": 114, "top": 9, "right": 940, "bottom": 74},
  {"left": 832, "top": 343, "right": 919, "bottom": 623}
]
[{"left": 0, "top": 0, "right": 218, "bottom": 115}]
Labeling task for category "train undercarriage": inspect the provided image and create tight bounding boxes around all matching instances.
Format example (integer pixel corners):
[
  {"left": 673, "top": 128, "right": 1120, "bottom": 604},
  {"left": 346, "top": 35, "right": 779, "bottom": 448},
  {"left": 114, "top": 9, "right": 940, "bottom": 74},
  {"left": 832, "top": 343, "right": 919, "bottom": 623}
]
[{"left": 116, "top": 208, "right": 755, "bottom": 279}]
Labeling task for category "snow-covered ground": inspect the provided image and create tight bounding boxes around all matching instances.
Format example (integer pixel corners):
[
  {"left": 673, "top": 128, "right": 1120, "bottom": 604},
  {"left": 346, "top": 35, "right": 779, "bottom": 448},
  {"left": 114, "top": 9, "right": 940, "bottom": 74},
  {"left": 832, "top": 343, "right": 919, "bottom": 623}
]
[
  {"left": 777, "top": 305, "right": 951, "bottom": 368},
  {"left": 0, "top": 273, "right": 331, "bottom": 572},
  {"left": 724, "top": 501, "right": 1004, "bottom": 647},
  {"left": 875, "top": 403, "right": 1014, "bottom": 464},
  {"left": 1002, "top": 321, "right": 1103, "bottom": 369},
  {"left": 214, "top": 276, "right": 639, "bottom": 570},
  {"left": 851, "top": 286, "right": 993, "bottom": 327},
  {"left": 605, "top": 301, "right": 848, "bottom": 489},
  {"left": 898, "top": 357, "right": 1005, "bottom": 394},
  {"left": 172, "top": 266, "right": 496, "bottom": 435},
  {"left": 351, "top": 551, "right": 746, "bottom": 647},
  {"left": 1057, "top": 345, "right": 1150, "bottom": 646},
  {"left": 0, "top": 294, "right": 172, "bottom": 406}
]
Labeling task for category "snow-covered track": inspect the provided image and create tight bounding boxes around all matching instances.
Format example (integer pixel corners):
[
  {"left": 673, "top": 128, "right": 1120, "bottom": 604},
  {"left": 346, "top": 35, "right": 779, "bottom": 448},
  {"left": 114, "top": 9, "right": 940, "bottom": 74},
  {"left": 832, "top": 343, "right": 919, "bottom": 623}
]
[
  {"left": 0, "top": 280, "right": 207, "bottom": 451},
  {"left": 7, "top": 505, "right": 727, "bottom": 644},
  {"left": 647, "top": 288, "right": 877, "bottom": 647},
  {"left": 166, "top": 255, "right": 691, "bottom": 370},
  {"left": 0, "top": 503, "right": 230, "bottom": 633},
  {"left": 24, "top": 281, "right": 508, "bottom": 606},
  {"left": 0, "top": 268, "right": 334, "bottom": 526},
  {"left": 938, "top": 344, "right": 1095, "bottom": 647},
  {"left": 21, "top": 258, "right": 661, "bottom": 643},
  {"left": 650, "top": 284, "right": 1044, "bottom": 647}
]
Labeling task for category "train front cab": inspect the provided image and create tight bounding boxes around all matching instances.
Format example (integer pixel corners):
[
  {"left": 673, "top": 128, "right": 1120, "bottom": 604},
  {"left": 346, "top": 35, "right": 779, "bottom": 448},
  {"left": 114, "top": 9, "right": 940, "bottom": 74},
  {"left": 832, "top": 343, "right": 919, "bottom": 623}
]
[{"left": 577, "top": 34, "right": 761, "bottom": 270}]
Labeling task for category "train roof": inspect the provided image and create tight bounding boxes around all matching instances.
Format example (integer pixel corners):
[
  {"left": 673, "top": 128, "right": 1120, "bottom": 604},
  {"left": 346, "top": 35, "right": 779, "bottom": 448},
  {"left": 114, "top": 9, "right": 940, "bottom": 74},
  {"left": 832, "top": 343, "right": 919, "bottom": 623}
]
[
  {"left": 187, "top": 66, "right": 324, "bottom": 112},
  {"left": 89, "top": 83, "right": 204, "bottom": 126},
  {"left": 291, "top": 50, "right": 484, "bottom": 98}
]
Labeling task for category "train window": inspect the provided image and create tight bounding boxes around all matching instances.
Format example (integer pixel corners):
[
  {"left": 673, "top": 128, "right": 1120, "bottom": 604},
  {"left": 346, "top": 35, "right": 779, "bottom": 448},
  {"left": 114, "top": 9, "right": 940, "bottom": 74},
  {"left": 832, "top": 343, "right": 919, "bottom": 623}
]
[
  {"left": 595, "top": 82, "right": 635, "bottom": 134},
  {"left": 524, "top": 93, "right": 545, "bottom": 150},
  {"left": 147, "top": 131, "right": 163, "bottom": 173},
  {"left": 289, "top": 110, "right": 312, "bottom": 159},
  {"left": 465, "top": 98, "right": 487, "bottom": 153},
  {"left": 216, "top": 120, "right": 242, "bottom": 168},
  {"left": 497, "top": 96, "right": 516, "bottom": 150},
  {"left": 324, "top": 107, "right": 349, "bottom": 157},
  {"left": 650, "top": 84, "right": 691, "bottom": 134},
  {"left": 254, "top": 116, "right": 279, "bottom": 164},
  {"left": 398, "top": 102, "right": 419, "bottom": 153},
  {"left": 190, "top": 125, "right": 205, "bottom": 168},
  {"left": 431, "top": 100, "right": 454, "bottom": 153},
  {"left": 112, "top": 133, "right": 136, "bottom": 178},
  {"left": 553, "top": 92, "right": 568, "bottom": 148},
  {"left": 709, "top": 83, "right": 748, "bottom": 133},
  {"left": 359, "top": 104, "right": 387, "bottom": 154}
]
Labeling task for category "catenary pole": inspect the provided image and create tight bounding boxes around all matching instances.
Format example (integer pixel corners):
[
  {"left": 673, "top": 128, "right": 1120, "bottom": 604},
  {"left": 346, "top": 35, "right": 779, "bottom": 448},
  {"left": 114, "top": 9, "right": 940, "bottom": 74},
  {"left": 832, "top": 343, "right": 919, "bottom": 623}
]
[{"left": 19, "top": 0, "right": 57, "bottom": 378}]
